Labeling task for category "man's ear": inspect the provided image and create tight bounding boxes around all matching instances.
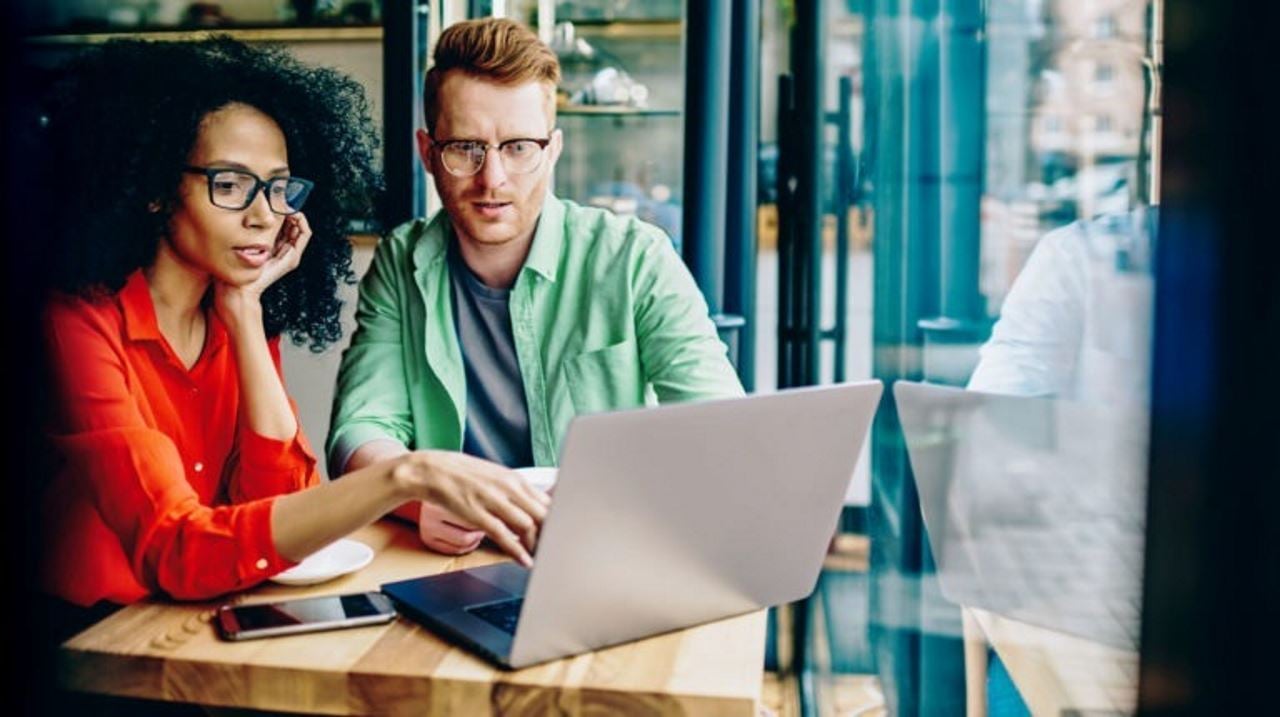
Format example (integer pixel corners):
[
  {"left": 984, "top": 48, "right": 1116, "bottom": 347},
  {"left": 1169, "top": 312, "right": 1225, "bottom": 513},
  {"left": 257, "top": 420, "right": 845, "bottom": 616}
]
[
  {"left": 416, "top": 129, "right": 435, "bottom": 177},
  {"left": 547, "top": 127, "right": 564, "bottom": 168}
]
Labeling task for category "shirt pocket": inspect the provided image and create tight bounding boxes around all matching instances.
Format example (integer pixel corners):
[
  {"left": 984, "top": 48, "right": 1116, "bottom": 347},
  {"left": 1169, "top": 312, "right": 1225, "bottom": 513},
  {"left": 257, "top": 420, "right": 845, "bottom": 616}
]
[{"left": 565, "top": 339, "right": 646, "bottom": 415}]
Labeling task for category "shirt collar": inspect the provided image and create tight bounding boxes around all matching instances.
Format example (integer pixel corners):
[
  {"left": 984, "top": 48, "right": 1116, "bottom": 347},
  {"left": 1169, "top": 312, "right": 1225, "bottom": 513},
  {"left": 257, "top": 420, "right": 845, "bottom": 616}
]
[
  {"left": 413, "top": 193, "right": 565, "bottom": 283},
  {"left": 119, "top": 269, "right": 164, "bottom": 343},
  {"left": 522, "top": 193, "right": 564, "bottom": 283},
  {"left": 118, "top": 268, "right": 227, "bottom": 354}
]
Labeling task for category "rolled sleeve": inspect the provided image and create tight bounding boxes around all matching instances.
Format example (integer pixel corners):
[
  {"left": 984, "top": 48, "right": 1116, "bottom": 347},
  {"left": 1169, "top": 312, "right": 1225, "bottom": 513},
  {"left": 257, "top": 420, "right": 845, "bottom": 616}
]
[
  {"left": 147, "top": 494, "right": 296, "bottom": 600},
  {"left": 54, "top": 427, "right": 298, "bottom": 601},
  {"left": 238, "top": 427, "right": 302, "bottom": 467},
  {"left": 328, "top": 421, "right": 407, "bottom": 477},
  {"left": 232, "top": 496, "right": 295, "bottom": 579},
  {"left": 226, "top": 341, "right": 321, "bottom": 499},
  {"left": 231, "top": 423, "right": 320, "bottom": 500}
]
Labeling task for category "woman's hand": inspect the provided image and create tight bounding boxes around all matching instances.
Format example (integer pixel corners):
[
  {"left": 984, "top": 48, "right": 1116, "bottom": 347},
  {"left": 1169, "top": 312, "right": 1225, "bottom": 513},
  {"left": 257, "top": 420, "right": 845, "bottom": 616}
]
[
  {"left": 215, "top": 212, "right": 312, "bottom": 330},
  {"left": 392, "top": 451, "right": 551, "bottom": 566}
]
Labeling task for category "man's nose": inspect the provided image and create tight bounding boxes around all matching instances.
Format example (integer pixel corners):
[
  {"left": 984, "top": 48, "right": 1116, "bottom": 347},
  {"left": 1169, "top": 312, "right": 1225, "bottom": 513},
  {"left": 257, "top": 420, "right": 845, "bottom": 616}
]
[{"left": 477, "top": 146, "right": 509, "bottom": 188}]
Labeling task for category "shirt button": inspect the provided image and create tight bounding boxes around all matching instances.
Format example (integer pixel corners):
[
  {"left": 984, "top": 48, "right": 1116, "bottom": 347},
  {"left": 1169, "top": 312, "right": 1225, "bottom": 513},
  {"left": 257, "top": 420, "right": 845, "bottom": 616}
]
[
  {"left": 255, "top": 558, "right": 269, "bottom": 571},
  {"left": 194, "top": 462, "right": 204, "bottom": 473}
]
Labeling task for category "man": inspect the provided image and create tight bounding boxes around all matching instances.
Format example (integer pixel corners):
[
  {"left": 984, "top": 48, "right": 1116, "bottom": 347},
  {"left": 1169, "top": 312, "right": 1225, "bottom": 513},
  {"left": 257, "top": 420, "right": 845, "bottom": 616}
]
[
  {"left": 968, "top": 207, "right": 1155, "bottom": 405},
  {"left": 964, "top": 206, "right": 1155, "bottom": 716},
  {"left": 327, "top": 18, "right": 743, "bottom": 556}
]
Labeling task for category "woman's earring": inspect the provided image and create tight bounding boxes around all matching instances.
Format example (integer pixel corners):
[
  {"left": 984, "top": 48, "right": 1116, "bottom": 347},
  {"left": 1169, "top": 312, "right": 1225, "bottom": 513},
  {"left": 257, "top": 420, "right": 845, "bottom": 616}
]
[{"left": 147, "top": 201, "right": 162, "bottom": 213}]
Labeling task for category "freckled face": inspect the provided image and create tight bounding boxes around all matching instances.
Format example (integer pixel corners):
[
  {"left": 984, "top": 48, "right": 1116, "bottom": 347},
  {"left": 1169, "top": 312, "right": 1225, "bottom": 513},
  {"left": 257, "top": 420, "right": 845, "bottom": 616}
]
[{"left": 418, "top": 73, "right": 562, "bottom": 252}]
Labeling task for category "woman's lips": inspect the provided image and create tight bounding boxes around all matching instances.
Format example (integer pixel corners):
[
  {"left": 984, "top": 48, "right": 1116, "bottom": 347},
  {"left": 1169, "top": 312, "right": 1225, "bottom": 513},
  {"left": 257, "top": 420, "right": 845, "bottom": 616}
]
[{"left": 233, "top": 245, "right": 271, "bottom": 268}]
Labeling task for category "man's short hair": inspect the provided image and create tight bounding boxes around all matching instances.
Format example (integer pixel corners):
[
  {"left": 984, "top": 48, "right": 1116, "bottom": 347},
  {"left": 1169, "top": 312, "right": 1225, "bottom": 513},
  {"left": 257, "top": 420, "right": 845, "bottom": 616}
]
[{"left": 423, "top": 18, "right": 561, "bottom": 133}]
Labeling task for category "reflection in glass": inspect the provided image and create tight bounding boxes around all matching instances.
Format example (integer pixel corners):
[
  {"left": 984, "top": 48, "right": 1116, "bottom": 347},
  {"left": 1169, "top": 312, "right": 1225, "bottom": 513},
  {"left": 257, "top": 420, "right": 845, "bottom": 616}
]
[
  {"left": 897, "top": 382, "right": 1147, "bottom": 650},
  {"left": 845, "top": 0, "right": 1162, "bottom": 714},
  {"left": 970, "top": 208, "right": 1156, "bottom": 404}
]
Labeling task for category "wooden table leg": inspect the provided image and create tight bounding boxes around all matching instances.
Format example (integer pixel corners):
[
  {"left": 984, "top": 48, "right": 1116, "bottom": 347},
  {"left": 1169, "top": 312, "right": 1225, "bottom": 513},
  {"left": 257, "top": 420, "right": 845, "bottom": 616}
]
[{"left": 962, "top": 607, "right": 989, "bottom": 717}]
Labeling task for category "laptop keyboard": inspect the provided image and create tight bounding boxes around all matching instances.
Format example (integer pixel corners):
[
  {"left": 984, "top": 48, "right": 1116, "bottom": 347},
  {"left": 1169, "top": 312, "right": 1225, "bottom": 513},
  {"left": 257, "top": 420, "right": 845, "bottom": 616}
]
[{"left": 467, "top": 598, "right": 523, "bottom": 634}]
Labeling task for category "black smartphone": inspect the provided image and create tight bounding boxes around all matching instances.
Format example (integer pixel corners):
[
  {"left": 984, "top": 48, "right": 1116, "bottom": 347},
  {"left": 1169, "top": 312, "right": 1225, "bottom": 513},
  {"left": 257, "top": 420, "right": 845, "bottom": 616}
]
[{"left": 216, "top": 591, "right": 396, "bottom": 641}]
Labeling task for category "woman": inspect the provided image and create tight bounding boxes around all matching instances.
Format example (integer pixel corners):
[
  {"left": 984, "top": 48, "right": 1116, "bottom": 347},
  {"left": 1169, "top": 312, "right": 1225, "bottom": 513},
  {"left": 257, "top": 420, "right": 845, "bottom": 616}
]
[{"left": 38, "top": 38, "right": 547, "bottom": 612}]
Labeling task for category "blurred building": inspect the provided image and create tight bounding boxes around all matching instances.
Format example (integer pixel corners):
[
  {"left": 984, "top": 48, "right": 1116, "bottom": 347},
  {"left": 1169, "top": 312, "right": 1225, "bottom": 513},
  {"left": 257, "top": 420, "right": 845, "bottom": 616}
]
[
  {"left": 982, "top": 0, "right": 1151, "bottom": 309},
  {"left": 1031, "top": 0, "right": 1148, "bottom": 213}
]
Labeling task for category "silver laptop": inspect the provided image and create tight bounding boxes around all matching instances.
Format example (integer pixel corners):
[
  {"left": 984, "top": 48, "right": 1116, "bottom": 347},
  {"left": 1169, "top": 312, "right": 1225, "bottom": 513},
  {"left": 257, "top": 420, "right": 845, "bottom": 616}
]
[
  {"left": 382, "top": 380, "right": 883, "bottom": 668},
  {"left": 893, "top": 380, "right": 1147, "bottom": 649}
]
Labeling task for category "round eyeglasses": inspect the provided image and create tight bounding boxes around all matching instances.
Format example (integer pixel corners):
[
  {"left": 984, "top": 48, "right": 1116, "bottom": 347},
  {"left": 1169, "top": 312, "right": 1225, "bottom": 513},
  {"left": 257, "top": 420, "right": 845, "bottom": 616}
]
[
  {"left": 434, "top": 137, "right": 552, "bottom": 177},
  {"left": 184, "top": 166, "right": 314, "bottom": 215}
]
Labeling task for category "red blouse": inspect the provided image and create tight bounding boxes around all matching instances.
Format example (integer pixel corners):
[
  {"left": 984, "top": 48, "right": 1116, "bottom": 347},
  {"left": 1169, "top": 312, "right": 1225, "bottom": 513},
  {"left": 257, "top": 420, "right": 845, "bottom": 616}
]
[{"left": 41, "top": 270, "right": 320, "bottom": 606}]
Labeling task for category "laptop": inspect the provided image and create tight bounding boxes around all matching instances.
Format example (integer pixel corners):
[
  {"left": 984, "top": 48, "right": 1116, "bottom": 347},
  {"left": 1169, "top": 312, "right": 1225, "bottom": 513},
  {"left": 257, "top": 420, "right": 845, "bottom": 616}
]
[
  {"left": 893, "top": 380, "right": 1148, "bottom": 650},
  {"left": 382, "top": 380, "right": 883, "bottom": 669}
]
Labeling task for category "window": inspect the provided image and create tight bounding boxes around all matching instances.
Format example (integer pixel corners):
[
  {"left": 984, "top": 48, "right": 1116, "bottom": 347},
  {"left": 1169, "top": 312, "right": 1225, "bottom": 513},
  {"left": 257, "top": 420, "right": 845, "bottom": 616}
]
[
  {"left": 825, "top": 0, "right": 1164, "bottom": 714},
  {"left": 1091, "top": 15, "right": 1117, "bottom": 39},
  {"left": 1095, "top": 62, "right": 1117, "bottom": 86}
]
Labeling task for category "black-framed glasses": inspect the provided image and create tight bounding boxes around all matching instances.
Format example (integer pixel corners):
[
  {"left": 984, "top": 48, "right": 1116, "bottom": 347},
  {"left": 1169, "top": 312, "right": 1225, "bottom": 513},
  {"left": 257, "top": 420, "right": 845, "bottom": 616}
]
[
  {"left": 434, "top": 137, "right": 552, "bottom": 177},
  {"left": 183, "top": 166, "right": 314, "bottom": 215}
]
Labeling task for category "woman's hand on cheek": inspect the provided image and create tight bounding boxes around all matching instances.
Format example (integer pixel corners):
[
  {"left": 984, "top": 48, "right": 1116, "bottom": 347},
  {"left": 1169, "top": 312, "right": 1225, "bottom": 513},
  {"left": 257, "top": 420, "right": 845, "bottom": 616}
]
[
  {"left": 215, "top": 212, "right": 313, "bottom": 331},
  {"left": 257, "top": 211, "right": 312, "bottom": 291}
]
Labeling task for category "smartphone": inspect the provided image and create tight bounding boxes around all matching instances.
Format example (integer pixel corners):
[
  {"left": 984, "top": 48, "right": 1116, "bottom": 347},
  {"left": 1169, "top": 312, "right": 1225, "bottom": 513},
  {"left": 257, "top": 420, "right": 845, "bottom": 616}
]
[{"left": 216, "top": 591, "right": 396, "bottom": 641}]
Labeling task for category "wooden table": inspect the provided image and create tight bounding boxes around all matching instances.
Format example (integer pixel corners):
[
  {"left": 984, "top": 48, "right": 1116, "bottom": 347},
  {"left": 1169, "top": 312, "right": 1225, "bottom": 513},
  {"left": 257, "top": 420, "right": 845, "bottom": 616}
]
[
  {"left": 58, "top": 520, "right": 766, "bottom": 715},
  {"left": 965, "top": 607, "right": 1139, "bottom": 716}
]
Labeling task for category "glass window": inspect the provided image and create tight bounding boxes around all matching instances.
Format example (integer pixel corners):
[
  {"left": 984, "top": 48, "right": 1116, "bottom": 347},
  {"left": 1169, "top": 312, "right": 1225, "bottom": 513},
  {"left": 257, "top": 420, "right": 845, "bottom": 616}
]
[
  {"left": 1096, "top": 61, "right": 1116, "bottom": 85},
  {"left": 1091, "top": 15, "right": 1118, "bottom": 39},
  {"left": 764, "top": 0, "right": 1163, "bottom": 714},
  {"left": 499, "top": 1, "right": 687, "bottom": 248}
]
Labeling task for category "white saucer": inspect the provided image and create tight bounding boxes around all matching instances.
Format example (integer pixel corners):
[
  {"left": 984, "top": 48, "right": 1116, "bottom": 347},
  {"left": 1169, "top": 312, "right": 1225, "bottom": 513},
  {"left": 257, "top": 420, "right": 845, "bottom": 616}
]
[
  {"left": 515, "top": 467, "right": 558, "bottom": 493},
  {"left": 271, "top": 538, "right": 374, "bottom": 586}
]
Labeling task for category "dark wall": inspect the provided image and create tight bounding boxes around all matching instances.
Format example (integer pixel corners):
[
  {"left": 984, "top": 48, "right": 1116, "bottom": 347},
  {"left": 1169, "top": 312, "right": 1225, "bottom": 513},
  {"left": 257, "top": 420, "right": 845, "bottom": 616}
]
[
  {"left": 3, "top": 9, "right": 59, "bottom": 713},
  {"left": 1139, "top": 2, "right": 1280, "bottom": 714}
]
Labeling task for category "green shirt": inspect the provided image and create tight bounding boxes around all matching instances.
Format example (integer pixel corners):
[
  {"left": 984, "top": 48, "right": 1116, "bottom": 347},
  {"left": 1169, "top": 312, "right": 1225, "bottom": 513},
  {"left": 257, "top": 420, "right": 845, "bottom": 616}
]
[{"left": 327, "top": 194, "right": 744, "bottom": 471}]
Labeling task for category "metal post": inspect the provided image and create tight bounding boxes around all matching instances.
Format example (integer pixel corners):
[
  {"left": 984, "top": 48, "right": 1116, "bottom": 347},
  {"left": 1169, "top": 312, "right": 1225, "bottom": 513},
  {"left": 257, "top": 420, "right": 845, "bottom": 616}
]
[
  {"left": 777, "top": 73, "right": 798, "bottom": 389},
  {"left": 834, "top": 75, "right": 854, "bottom": 381},
  {"left": 936, "top": 0, "right": 984, "bottom": 323},
  {"left": 382, "top": 0, "right": 428, "bottom": 229},
  {"left": 724, "top": 0, "right": 760, "bottom": 390},
  {"left": 918, "top": 0, "right": 987, "bottom": 387},
  {"left": 788, "top": 8, "right": 828, "bottom": 715},
  {"left": 794, "top": 0, "right": 827, "bottom": 387},
  {"left": 681, "top": 0, "right": 732, "bottom": 315},
  {"left": 867, "top": 0, "right": 946, "bottom": 713}
]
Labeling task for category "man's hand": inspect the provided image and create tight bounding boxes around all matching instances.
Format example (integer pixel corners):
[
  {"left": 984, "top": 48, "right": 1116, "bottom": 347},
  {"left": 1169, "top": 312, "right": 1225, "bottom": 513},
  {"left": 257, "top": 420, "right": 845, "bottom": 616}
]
[
  {"left": 418, "top": 502, "right": 486, "bottom": 554},
  {"left": 397, "top": 451, "right": 551, "bottom": 566}
]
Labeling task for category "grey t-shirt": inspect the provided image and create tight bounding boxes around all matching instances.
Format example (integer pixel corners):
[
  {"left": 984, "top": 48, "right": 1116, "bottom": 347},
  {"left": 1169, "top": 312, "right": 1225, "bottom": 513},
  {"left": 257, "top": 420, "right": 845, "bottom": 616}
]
[{"left": 447, "top": 242, "right": 534, "bottom": 468}]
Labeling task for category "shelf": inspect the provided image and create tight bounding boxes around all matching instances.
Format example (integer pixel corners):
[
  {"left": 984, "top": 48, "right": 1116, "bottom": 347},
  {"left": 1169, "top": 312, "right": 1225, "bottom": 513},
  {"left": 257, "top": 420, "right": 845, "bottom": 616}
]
[
  {"left": 559, "top": 105, "right": 680, "bottom": 117},
  {"left": 25, "top": 25, "right": 382, "bottom": 45},
  {"left": 567, "top": 19, "right": 682, "bottom": 40}
]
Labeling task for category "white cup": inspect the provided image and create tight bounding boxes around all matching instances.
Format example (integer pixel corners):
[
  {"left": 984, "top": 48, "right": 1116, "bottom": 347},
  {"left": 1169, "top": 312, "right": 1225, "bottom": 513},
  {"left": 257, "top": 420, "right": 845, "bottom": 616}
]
[{"left": 515, "top": 467, "right": 558, "bottom": 494}]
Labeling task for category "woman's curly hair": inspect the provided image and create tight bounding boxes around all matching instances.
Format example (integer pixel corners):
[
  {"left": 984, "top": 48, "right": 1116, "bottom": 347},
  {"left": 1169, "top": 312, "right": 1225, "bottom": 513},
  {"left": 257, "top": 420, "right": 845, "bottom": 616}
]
[{"left": 40, "top": 37, "right": 382, "bottom": 351}]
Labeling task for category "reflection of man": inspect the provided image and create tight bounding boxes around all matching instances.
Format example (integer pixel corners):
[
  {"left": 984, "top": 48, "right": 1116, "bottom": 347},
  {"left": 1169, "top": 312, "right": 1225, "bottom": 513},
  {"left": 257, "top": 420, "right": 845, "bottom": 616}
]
[
  {"left": 328, "top": 18, "right": 743, "bottom": 555},
  {"left": 964, "top": 207, "right": 1155, "bottom": 713},
  {"left": 968, "top": 208, "right": 1156, "bottom": 404}
]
